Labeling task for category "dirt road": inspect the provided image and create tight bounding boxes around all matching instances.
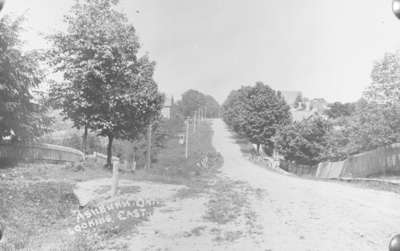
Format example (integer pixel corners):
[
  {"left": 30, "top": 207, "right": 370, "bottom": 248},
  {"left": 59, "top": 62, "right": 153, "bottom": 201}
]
[
  {"left": 116, "top": 119, "right": 400, "bottom": 251},
  {"left": 212, "top": 119, "right": 400, "bottom": 251}
]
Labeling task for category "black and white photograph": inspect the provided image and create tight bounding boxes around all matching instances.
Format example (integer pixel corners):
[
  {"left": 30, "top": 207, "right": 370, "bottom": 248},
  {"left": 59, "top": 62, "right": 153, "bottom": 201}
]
[{"left": 2, "top": 0, "right": 400, "bottom": 250}]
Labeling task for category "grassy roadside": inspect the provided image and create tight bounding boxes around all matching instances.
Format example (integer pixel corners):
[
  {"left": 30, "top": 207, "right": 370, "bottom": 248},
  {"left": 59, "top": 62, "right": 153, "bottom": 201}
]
[
  {"left": 0, "top": 162, "right": 114, "bottom": 250},
  {"left": 131, "top": 121, "right": 223, "bottom": 195},
  {"left": 0, "top": 181, "right": 78, "bottom": 250},
  {"left": 0, "top": 121, "right": 223, "bottom": 250}
]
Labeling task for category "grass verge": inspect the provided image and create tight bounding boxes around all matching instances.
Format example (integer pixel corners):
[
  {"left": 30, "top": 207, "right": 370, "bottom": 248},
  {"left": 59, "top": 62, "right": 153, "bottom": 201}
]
[
  {"left": 0, "top": 121, "right": 223, "bottom": 250},
  {"left": 132, "top": 121, "right": 223, "bottom": 195},
  {"left": 0, "top": 181, "right": 78, "bottom": 250}
]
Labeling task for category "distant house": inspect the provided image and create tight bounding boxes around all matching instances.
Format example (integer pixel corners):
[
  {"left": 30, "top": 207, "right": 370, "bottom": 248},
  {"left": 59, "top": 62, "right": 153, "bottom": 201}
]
[
  {"left": 280, "top": 91, "right": 302, "bottom": 107},
  {"left": 161, "top": 95, "right": 174, "bottom": 119},
  {"left": 280, "top": 91, "right": 328, "bottom": 122},
  {"left": 309, "top": 98, "right": 328, "bottom": 113}
]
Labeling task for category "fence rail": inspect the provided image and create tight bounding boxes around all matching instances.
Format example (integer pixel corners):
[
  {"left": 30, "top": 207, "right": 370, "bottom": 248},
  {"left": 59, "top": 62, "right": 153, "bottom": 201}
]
[
  {"left": 0, "top": 143, "right": 84, "bottom": 164},
  {"left": 316, "top": 143, "right": 400, "bottom": 179}
]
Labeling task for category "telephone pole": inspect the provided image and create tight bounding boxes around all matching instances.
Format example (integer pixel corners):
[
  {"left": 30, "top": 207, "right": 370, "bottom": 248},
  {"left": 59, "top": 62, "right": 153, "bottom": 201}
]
[
  {"left": 193, "top": 111, "right": 197, "bottom": 132},
  {"left": 146, "top": 123, "right": 152, "bottom": 169},
  {"left": 185, "top": 119, "right": 189, "bottom": 159}
]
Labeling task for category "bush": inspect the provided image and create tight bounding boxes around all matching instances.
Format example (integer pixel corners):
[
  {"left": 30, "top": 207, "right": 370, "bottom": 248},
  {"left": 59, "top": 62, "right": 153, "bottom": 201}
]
[{"left": 275, "top": 116, "right": 330, "bottom": 166}]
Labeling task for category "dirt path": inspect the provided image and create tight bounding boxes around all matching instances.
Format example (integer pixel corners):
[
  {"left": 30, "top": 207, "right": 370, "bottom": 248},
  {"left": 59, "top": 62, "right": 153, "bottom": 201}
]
[
  {"left": 212, "top": 119, "right": 400, "bottom": 251},
  {"left": 109, "top": 119, "right": 400, "bottom": 251}
]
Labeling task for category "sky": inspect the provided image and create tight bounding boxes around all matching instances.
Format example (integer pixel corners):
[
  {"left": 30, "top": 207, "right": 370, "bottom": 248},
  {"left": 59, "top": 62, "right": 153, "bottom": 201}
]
[{"left": 3, "top": 0, "right": 400, "bottom": 104}]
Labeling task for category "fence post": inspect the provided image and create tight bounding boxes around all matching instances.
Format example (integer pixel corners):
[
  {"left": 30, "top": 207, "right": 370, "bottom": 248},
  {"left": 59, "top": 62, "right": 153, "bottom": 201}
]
[{"left": 111, "top": 160, "right": 119, "bottom": 197}]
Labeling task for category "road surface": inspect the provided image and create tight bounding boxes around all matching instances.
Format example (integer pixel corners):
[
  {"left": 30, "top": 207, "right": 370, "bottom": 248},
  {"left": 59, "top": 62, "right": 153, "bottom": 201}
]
[
  {"left": 212, "top": 119, "right": 400, "bottom": 251},
  {"left": 118, "top": 119, "right": 400, "bottom": 251}
]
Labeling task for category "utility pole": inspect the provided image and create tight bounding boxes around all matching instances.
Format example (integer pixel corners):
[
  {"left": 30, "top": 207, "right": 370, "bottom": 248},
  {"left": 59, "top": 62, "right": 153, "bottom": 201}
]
[
  {"left": 146, "top": 123, "right": 152, "bottom": 169},
  {"left": 185, "top": 119, "right": 189, "bottom": 159},
  {"left": 193, "top": 111, "right": 197, "bottom": 132}
]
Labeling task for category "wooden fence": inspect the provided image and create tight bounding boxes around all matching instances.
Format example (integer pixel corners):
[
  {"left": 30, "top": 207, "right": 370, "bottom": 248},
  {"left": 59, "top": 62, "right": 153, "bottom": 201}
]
[
  {"left": 0, "top": 143, "right": 84, "bottom": 164},
  {"left": 316, "top": 143, "right": 400, "bottom": 178}
]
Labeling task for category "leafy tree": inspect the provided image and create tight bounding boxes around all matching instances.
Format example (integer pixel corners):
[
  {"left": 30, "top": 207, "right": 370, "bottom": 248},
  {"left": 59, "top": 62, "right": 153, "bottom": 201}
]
[
  {"left": 275, "top": 116, "right": 331, "bottom": 166},
  {"left": 47, "top": 0, "right": 163, "bottom": 167},
  {"left": 204, "top": 95, "right": 220, "bottom": 118},
  {"left": 176, "top": 89, "right": 220, "bottom": 118},
  {"left": 223, "top": 82, "right": 291, "bottom": 153},
  {"left": 222, "top": 90, "right": 245, "bottom": 133},
  {"left": 0, "top": 16, "right": 51, "bottom": 143},
  {"left": 341, "top": 100, "right": 400, "bottom": 154},
  {"left": 321, "top": 99, "right": 400, "bottom": 161},
  {"left": 324, "top": 102, "right": 355, "bottom": 119},
  {"left": 364, "top": 52, "right": 400, "bottom": 104},
  {"left": 176, "top": 90, "right": 206, "bottom": 118}
]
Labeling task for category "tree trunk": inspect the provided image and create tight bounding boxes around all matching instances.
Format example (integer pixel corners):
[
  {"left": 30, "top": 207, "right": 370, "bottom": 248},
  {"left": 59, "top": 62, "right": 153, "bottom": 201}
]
[
  {"left": 106, "top": 135, "right": 114, "bottom": 169},
  {"left": 82, "top": 124, "right": 88, "bottom": 158},
  {"left": 257, "top": 144, "right": 260, "bottom": 154}
]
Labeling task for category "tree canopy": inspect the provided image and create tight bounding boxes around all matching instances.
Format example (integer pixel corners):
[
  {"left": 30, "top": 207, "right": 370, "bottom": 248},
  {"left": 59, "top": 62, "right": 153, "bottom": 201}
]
[
  {"left": 0, "top": 16, "right": 50, "bottom": 143},
  {"left": 324, "top": 102, "right": 355, "bottom": 119},
  {"left": 176, "top": 89, "right": 220, "bottom": 118},
  {"left": 222, "top": 82, "right": 291, "bottom": 152},
  {"left": 47, "top": 0, "right": 163, "bottom": 166},
  {"left": 275, "top": 116, "right": 331, "bottom": 166},
  {"left": 364, "top": 52, "right": 400, "bottom": 104}
]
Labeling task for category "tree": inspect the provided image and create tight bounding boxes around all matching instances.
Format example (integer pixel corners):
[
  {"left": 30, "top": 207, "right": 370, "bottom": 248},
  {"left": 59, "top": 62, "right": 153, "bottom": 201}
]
[
  {"left": 275, "top": 116, "right": 331, "bottom": 166},
  {"left": 48, "top": 0, "right": 163, "bottom": 167},
  {"left": 176, "top": 89, "right": 220, "bottom": 118},
  {"left": 320, "top": 99, "right": 400, "bottom": 161},
  {"left": 176, "top": 90, "right": 206, "bottom": 118},
  {"left": 0, "top": 16, "right": 50, "bottom": 143},
  {"left": 341, "top": 100, "right": 400, "bottom": 154},
  {"left": 324, "top": 102, "right": 355, "bottom": 119},
  {"left": 204, "top": 95, "right": 220, "bottom": 118},
  {"left": 223, "top": 82, "right": 292, "bottom": 153},
  {"left": 364, "top": 52, "right": 400, "bottom": 104}
]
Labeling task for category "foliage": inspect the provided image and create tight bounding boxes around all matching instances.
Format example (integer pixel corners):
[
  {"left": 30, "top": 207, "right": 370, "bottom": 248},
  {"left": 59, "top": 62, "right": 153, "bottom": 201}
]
[
  {"left": 204, "top": 94, "right": 221, "bottom": 118},
  {"left": 47, "top": 0, "right": 163, "bottom": 167},
  {"left": 319, "top": 52, "right": 400, "bottom": 161},
  {"left": 222, "top": 82, "right": 292, "bottom": 152},
  {"left": 277, "top": 99, "right": 400, "bottom": 165},
  {"left": 324, "top": 102, "right": 356, "bottom": 119},
  {"left": 364, "top": 52, "right": 400, "bottom": 104},
  {"left": 329, "top": 100, "right": 400, "bottom": 156},
  {"left": 176, "top": 89, "right": 220, "bottom": 118},
  {"left": 275, "top": 116, "right": 331, "bottom": 166},
  {"left": 0, "top": 16, "right": 51, "bottom": 143}
]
